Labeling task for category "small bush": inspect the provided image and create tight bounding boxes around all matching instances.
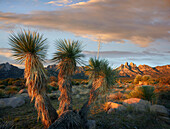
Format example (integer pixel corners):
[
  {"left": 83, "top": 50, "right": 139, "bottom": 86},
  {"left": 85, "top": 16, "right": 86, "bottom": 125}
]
[
  {"left": 0, "top": 89, "right": 6, "bottom": 98},
  {"left": 128, "top": 85, "right": 157, "bottom": 103},
  {"left": 127, "top": 84, "right": 135, "bottom": 90},
  {"left": 134, "top": 75, "right": 142, "bottom": 84},
  {"left": 0, "top": 85, "right": 6, "bottom": 89},
  {"left": 159, "top": 77, "right": 170, "bottom": 85},
  {"left": 142, "top": 75, "right": 151, "bottom": 82}
]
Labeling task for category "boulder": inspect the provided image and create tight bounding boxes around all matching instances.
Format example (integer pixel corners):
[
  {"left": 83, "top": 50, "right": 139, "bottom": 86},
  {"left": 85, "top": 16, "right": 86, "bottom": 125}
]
[
  {"left": 123, "top": 98, "right": 151, "bottom": 111},
  {"left": 150, "top": 105, "right": 169, "bottom": 117},
  {"left": 18, "top": 89, "right": 27, "bottom": 94},
  {"left": 105, "top": 102, "right": 126, "bottom": 114},
  {"left": 85, "top": 120, "right": 96, "bottom": 129},
  {"left": 0, "top": 96, "right": 25, "bottom": 108},
  {"left": 15, "top": 93, "right": 30, "bottom": 100}
]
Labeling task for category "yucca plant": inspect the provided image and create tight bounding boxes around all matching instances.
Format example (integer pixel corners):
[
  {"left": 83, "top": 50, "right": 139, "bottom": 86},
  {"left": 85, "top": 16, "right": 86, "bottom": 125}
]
[
  {"left": 79, "top": 58, "right": 114, "bottom": 123},
  {"left": 52, "top": 39, "right": 84, "bottom": 114},
  {"left": 9, "top": 30, "right": 58, "bottom": 128}
]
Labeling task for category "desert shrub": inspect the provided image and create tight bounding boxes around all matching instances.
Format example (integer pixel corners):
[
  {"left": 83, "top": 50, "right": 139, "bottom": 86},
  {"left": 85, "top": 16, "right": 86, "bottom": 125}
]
[
  {"left": 0, "top": 89, "right": 6, "bottom": 98},
  {"left": 134, "top": 74, "right": 142, "bottom": 84},
  {"left": 7, "top": 78, "right": 15, "bottom": 85},
  {"left": 127, "top": 84, "right": 135, "bottom": 89},
  {"left": 5, "top": 88, "right": 17, "bottom": 95},
  {"left": 0, "top": 80, "right": 8, "bottom": 86},
  {"left": 5, "top": 86, "right": 19, "bottom": 95},
  {"left": 128, "top": 85, "right": 156, "bottom": 103},
  {"left": 0, "top": 85, "right": 6, "bottom": 89},
  {"left": 12, "top": 80, "right": 23, "bottom": 87},
  {"left": 142, "top": 75, "right": 151, "bottom": 82},
  {"left": 159, "top": 77, "right": 170, "bottom": 85}
]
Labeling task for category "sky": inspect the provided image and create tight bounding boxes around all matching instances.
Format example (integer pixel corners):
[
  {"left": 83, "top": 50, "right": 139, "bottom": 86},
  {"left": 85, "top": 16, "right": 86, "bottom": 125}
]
[{"left": 0, "top": 0, "right": 170, "bottom": 68}]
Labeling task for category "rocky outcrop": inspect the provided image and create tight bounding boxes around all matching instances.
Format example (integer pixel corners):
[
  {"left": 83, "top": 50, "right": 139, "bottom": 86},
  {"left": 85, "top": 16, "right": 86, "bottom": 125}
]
[{"left": 116, "top": 62, "right": 170, "bottom": 78}]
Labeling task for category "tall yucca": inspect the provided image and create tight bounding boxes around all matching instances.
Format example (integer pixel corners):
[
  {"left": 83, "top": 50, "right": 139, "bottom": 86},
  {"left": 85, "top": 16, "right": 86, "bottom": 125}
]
[
  {"left": 9, "top": 30, "right": 57, "bottom": 128},
  {"left": 79, "top": 58, "right": 114, "bottom": 122},
  {"left": 52, "top": 39, "right": 84, "bottom": 114}
]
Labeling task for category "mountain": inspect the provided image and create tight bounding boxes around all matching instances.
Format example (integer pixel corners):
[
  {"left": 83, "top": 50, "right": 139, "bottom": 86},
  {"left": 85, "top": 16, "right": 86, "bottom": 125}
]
[
  {"left": 0, "top": 62, "right": 170, "bottom": 79},
  {"left": 116, "top": 62, "right": 170, "bottom": 78},
  {"left": 0, "top": 62, "right": 24, "bottom": 79},
  {"left": 46, "top": 64, "right": 88, "bottom": 79}
]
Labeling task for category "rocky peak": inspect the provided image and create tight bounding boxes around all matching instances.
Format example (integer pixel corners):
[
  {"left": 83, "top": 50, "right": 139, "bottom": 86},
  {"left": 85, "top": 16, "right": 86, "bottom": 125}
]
[
  {"left": 3, "top": 62, "right": 12, "bottom": 71},
  {"left": 130, "top": 62, "right": 136, "bottom": 67}
]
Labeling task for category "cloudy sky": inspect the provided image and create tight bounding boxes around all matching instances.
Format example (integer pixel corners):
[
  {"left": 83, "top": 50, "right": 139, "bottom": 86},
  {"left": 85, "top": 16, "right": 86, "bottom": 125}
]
[{"left": 0, "top": 0, "right": 170, "bottom": 68}]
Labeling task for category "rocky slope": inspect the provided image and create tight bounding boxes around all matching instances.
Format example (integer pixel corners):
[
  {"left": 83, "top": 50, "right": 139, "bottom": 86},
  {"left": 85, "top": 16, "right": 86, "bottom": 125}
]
[
  {"left": 116, "top": 62, "right": 170, "bottom": 78},
  {"left": 0, "top": 62, "right": 24, "bottom": 79}
]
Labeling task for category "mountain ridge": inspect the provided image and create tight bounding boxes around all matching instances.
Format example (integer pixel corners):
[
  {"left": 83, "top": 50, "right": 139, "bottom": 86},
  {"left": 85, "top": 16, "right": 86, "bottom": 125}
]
[
  {"left": 116, "top": 62, "right": 170, "bottom": 78},
  {"left": 0, "top": 62, "right": 170, "bottom": 79}
]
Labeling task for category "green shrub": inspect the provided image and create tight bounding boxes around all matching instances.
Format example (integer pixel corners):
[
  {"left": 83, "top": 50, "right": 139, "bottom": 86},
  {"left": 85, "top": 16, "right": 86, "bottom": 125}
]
[{"left": 128, "top": 85, "right": 157, "bottom": 103}]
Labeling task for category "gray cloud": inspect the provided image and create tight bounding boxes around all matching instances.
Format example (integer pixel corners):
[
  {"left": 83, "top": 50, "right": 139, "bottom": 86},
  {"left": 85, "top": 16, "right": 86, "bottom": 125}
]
[{"left": 0, "top": 0, "right": 169, "bottom": 47}]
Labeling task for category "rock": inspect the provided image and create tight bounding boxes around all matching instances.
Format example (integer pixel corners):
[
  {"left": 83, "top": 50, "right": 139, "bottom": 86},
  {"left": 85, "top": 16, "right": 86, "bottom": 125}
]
[
  {"left": 85, "top": 120, "right": 96, "bottom": 129},
  {"left": 123, "top": 98, "right": 151, "bottom": 111},
  {"left": 0, "top": 96, "right": 25, "bottom": 108},
  {"left": 18, "top": 89, "right": 27, "bottom": 94},
  {"left": 105, "top": 102, "right": 126, "bottom": 114},
  {"left": 20, "top": 93, "right": 30, "bottom": 100},
  {"left": 15, "top": 93, "right": 29, "bottom": 100},
  {"left": 150, "top": 105, "right": 169, "bottom": 117}
]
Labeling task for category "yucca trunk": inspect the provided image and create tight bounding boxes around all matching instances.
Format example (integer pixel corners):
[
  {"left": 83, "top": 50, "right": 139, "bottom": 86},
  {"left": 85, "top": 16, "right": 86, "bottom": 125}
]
[
  {"left": 79, "top": 78, "right": 103, "bottom": 123},
  {"left": 58, "top": 74, "right": 73, "bottom": 114},
  {"left": 25, "top": 54, "right": 58, "bottom": 128}
]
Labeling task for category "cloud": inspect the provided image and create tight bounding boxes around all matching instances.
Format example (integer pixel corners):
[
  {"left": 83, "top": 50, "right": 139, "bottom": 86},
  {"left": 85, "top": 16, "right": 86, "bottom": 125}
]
[
  {"left": 0, "top": 48, "right": 13, "bottom": 58},
  {"left": 0, "top": 0, "right": 170, "bottom": 47},
  {"left": 46, "top": 0, "right": 72, "bottom": 6}
]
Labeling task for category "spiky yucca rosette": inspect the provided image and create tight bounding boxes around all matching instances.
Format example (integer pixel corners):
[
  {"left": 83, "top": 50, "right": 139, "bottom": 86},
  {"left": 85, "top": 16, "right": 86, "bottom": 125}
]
[
  {"left": 52, "top": 39, "right": 84, "bottom": 115},
  {"left": 9, "top": 30, "right": 57, "bottom": 128}
]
